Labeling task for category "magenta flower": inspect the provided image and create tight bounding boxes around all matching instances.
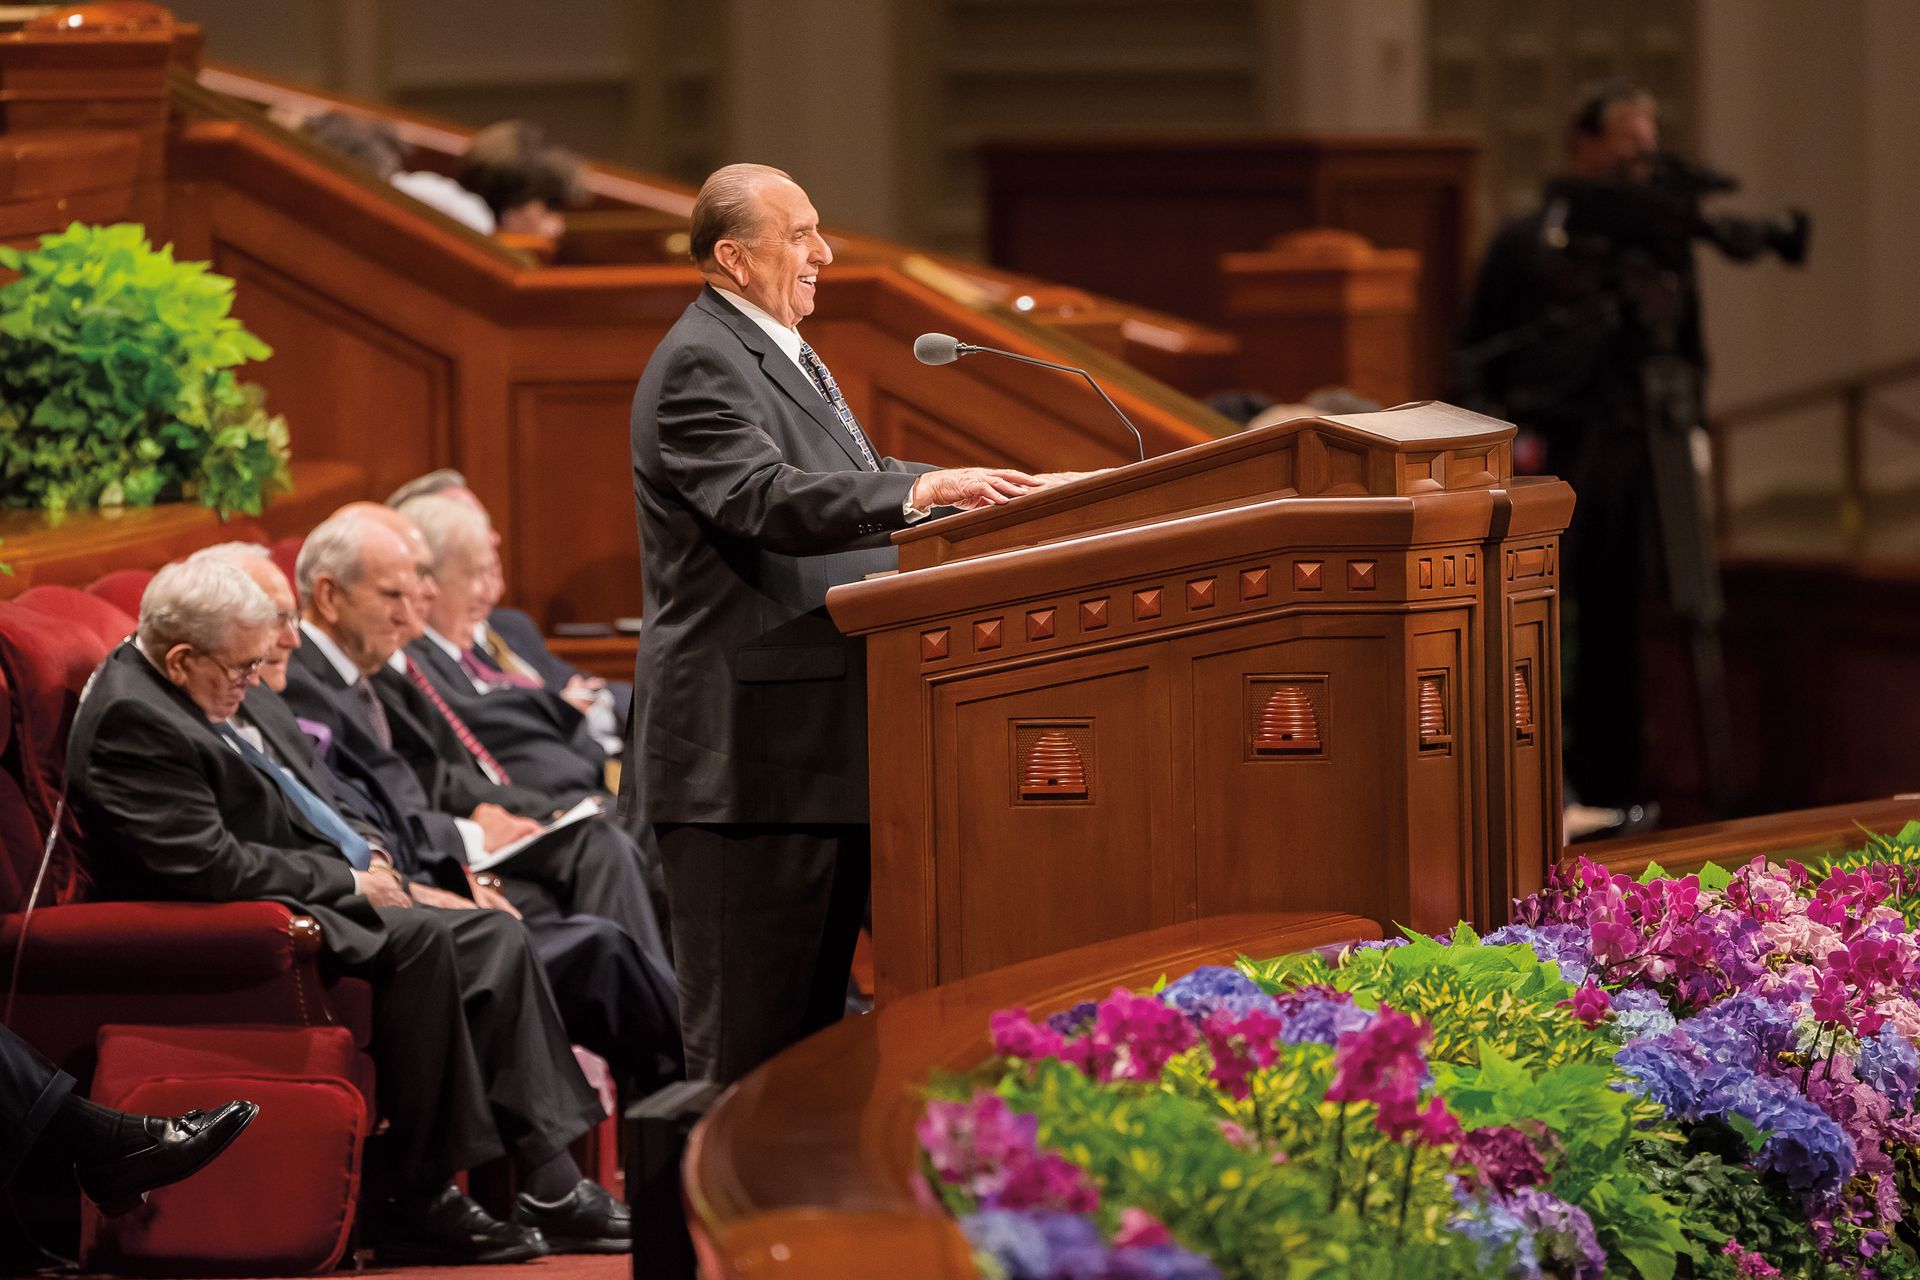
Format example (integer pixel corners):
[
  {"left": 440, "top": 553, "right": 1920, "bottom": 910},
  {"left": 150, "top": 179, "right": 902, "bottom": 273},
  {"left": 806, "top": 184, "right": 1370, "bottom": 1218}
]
[
  {"left": 916, "top": 1091, "right": 1099, "bottom": 1213},
  {"left": 1720, "top": 1239, "right": 1782, "bottom": 1278},
  {"left": 1454, "top": 1125, "right": 1551, "bottom": 1193},
  {"left": 990, "top": 1007, "right": 1069, "bottom": 1064},
  {"left": 1409, "top": 1096, "right": 1464, "bottom": 1147},
  {"left": 1199, "top": 1006, "right": 1284, "bottom": 1100},
  {"left": 1559, "top": 981, "right": 1612, "bottom": 1028},
  {"left": 1076, "top": 987, "right": 1198, "bottom": 1084}
]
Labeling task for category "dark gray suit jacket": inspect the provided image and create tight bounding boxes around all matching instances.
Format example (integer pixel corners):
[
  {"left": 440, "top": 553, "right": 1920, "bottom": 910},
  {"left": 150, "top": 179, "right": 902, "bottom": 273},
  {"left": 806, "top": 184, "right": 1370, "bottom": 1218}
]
[
  {"left": 624, "top": 285, "right": 935, "bottom": 824},
  {"left": 65, "top": 643, "right": 384, "bottom": 965}
]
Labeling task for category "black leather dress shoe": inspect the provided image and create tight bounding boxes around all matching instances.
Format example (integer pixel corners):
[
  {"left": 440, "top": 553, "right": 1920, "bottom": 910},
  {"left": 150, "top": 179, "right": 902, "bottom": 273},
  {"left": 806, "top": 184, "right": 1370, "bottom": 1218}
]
[
  {"left": 375, "top": 1184, "right": 549, "bottom": 1265},
  {"left": 513, "top": 1178, "right": 632, "bottom": 1254},
  {"left": 76, "top": 1099, "right": 260, "bottom": 1217}
]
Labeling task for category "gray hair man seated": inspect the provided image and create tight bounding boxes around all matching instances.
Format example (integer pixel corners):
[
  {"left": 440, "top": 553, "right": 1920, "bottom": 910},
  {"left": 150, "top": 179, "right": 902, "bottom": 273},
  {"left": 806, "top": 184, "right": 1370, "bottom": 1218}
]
[{"left": 64, "top": 557, "right": 627, "bottom": 1263}]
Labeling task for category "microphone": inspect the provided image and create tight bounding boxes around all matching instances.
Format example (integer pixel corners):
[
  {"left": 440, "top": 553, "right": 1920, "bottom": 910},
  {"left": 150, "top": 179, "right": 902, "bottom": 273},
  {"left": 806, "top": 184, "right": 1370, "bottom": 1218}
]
[{"left": 913, "top": 332, "right": 1146, "bottom": 462}]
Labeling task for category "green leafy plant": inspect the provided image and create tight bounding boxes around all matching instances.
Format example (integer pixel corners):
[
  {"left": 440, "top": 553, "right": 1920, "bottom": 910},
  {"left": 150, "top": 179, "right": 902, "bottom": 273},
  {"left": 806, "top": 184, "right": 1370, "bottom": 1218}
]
[{"left": 0, "top": 222, "right": 289, "bottom": 518}]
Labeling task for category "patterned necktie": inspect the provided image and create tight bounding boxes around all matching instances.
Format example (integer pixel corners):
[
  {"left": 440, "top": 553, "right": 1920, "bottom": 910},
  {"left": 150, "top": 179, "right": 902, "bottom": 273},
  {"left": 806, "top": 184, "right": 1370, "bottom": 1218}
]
[
  {"left": 461, "top": 647, "right": 539, "bottom": 691},
  {"left": 478, "top": 626, "right": 546, "bottom": 687},
  {"left": 217, "top": 723, "right": 372, "bottom": 870},
  {"left": 796, "top": 341, "right": 879, "bottom": 469},
  {"left": 401, "top": 655, "right": 512, "bottom": 786},
  {"left": 352, "top": 678, "right": 393, "bottom": 751}
]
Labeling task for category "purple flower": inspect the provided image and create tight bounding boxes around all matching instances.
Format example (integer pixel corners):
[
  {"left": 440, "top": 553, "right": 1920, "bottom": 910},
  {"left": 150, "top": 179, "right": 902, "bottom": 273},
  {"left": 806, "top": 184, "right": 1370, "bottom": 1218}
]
[
  {"left": 1720, "top": 1240, "right": 1783, "bottom": 1278},
  {"left": 957, "top": 1209, "right": 1220, "bottom": 1280},
  {"left": 1047, "top": 1001, "right": 1099, "bottom": 1036},
  {"left": 1501, "top": 1186, "right": 1605, "bottom": 1280},
  {"left": 1272, "top": 988, "right": 1373, "bottom": 1045},
  {"left": 918, "top": 1091, "right": 1100, "bottom": 1212}
]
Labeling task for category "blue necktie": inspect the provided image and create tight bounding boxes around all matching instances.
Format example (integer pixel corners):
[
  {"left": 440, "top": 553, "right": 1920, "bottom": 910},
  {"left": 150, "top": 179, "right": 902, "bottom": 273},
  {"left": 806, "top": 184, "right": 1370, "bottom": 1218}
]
[
  {"left": 796, "top": 341, "right": 879, "bottom": 469},
  {"left": 218, "top": 723, "right": 372, "bottom": 871}
]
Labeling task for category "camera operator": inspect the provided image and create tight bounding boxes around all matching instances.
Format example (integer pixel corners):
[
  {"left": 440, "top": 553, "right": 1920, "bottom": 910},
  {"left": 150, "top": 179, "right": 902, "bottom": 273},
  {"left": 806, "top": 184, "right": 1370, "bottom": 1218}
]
[{"left": 1456, "top": 81, "right": 1806, "bottom": 837}]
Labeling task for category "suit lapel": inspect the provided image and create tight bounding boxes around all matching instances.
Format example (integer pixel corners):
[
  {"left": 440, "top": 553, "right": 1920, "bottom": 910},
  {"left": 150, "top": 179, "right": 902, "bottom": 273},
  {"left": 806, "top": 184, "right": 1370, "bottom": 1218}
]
[{"left": 694, "top": 286, "right": 873, "bottom": 471}]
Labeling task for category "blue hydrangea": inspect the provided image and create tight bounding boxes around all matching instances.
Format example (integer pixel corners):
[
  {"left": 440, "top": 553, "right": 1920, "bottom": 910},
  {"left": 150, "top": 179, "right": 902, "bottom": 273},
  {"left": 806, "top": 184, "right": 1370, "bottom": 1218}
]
[
  {"left": 1157, "top": 967, "right": 1279, "bottom": 1022},
  {"left": 1615, "top": 1028, "right": 1857, "bottom": 1199},
  {"left": 1108, "top": 1244, "right": 1222, "bottom": 1280},
  {"left": 962, "top": 1209, "right": 1054, "bottom": 1278},
  {"left": 1483, "top": 922, "right": 1596, "bottom": 986},
  {"left": 1609, "top": 988, "right": 1678, "bottom": 1041},
  {"left": 1449, "top": 1182, "right": 1540, "bottom": 1280},
  {"left": 1856, "top": 1024, "right": 1920, "bottom": 1111},
  {"left": 959, "top": 1210, "right": 1221, "bottom": 1280},
  {"left": 1272, "top": 990, "right": 1374, "bottom": 1045},
  {"left": 1686, "top": 992, "right": 1800, "bottom": 1065}
]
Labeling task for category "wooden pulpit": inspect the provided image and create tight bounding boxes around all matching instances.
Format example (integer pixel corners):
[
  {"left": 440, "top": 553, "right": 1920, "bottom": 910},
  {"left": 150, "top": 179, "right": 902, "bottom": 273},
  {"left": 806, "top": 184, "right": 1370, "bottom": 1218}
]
[{"left": 828, "top": 402, "right": 1575, "bottom": 1002}]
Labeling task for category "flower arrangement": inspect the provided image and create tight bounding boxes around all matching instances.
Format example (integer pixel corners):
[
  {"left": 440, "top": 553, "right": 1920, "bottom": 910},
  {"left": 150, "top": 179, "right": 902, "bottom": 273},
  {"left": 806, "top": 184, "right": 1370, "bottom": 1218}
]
[{"left": 921, "top": 850, "right": 1920, "bottom": 1279}]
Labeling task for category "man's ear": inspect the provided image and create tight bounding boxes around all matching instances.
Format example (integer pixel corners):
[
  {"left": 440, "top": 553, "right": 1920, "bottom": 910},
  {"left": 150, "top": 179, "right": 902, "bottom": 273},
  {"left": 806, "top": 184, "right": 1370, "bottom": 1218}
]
[
  {"left": 713, "top": 239, "right": 750, "bottom": 288},
  {"left": 162, "top": 643, "right": 194, "bottom": 688},
  {"left": 310, "top": 576, "right": 341, "bottom": 625}
]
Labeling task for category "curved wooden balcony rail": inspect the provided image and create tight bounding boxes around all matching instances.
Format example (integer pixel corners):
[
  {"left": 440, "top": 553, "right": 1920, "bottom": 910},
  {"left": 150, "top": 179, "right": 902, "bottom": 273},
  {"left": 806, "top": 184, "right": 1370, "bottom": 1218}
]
[
  {"left": 190, "top": 62, "right": 1242, "bottom": 400},
  {"left": 685, "top": 910, "right": 1382, "bottom": 1280}
]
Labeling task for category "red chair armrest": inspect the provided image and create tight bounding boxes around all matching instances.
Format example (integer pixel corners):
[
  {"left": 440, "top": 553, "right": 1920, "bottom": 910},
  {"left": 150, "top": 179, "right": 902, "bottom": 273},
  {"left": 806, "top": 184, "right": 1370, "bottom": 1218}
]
[{"left": 0, "top": 901, "right": 321, "bottom": 983}]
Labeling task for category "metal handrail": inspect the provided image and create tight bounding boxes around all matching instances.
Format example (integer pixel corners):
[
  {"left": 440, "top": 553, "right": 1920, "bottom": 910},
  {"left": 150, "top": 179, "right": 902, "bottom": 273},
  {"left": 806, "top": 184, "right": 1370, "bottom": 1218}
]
[{"left": 1707, "top": 355, "right": 1920, "bottom": 552}]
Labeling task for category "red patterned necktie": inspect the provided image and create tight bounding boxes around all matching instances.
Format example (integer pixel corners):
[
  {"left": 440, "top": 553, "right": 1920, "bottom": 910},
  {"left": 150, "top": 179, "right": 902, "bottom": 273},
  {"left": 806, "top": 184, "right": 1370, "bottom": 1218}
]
[{"left": 401, "top": 655, "right": 512, "bottom": 786}]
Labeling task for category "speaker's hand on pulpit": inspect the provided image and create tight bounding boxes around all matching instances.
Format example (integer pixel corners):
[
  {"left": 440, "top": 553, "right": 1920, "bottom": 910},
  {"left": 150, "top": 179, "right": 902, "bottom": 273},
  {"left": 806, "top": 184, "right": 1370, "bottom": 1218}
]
[{"left": 909, "top": 467, "right": 1045, "bottom": 511}]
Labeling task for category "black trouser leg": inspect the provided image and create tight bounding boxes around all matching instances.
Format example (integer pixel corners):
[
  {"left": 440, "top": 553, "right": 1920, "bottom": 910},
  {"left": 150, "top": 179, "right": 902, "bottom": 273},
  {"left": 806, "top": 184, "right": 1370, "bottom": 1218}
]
[
  {"left": 520, "top": 912, "right": 685, "bottom": 1095},
  {"left": 0, "top": 1022, "right": 75, "bottom": 1187},
  {"left": 505, "top": 819, "right": 672, "bottom": 968},
  {"left": 656, "top": 823, "right": 869, "bottom": 1085}
]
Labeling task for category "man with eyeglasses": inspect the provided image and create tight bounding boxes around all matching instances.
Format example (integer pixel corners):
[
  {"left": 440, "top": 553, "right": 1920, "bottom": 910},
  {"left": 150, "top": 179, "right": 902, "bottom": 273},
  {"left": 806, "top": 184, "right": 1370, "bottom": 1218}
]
[{"left": 64, "top": 558, "right": 625, "bottom": 1264}]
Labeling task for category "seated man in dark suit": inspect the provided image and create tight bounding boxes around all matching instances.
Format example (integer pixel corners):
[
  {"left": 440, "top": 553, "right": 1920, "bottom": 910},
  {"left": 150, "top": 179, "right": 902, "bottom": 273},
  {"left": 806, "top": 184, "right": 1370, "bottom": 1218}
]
[
  {"left": 385, "top": 469, "right": 631, "bottom": 743},
  {"left": 65, "top": 559, "right": 628, "bottom": 1262},
  {"left": 278, "top": 510, "right": 670, "bottom": 970},
  {"left": 391, "top": 494, "right": 607, "bottom": 802},
  {"left": 191, "top": 542, "right": 680, "bottom": 1099}
]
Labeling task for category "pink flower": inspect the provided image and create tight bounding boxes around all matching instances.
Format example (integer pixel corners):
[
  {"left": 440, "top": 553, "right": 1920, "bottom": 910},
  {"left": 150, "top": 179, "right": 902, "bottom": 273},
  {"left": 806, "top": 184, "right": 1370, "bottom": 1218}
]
[
  {"left": 1558, "top": 981, "right": 1612, "bottom": 1028},
  {"left": 1811, "top": 972, "right": 1851, "bottom": 1025},
  {"left": 990, "top": 1148, "right": 1099, "bottom": 1213},
  {"left": 1216, "top": 1120, "right": 1253, "bottom": 1149},
  {"left": 1409, "top": 1096, "right": 1464, "bottom": 1147},
  {"left": 1721, "top": 1239, "right": 1782, "bottom": 1278},
  {"left": 1199, "top": 1006, "right": 1283, "bottom": 1099},
  {"left": 915, "top": 1091, "right": 1099, "bottom": 1213},
  {"left": 1113, "top": 1207, "right": 1173, "bottom": 1249},
  {"left": 990, "top": 1007, "right": 1068, "bottom": 1064}
]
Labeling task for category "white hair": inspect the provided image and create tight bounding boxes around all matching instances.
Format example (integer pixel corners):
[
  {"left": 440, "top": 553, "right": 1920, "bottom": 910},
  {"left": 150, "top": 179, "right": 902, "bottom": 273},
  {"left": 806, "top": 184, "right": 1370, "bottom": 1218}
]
[
  {"left": 137, "top": 559, "right": 277, "bottom": 661},
  {"left": 385, "top": 469, "right": 470, "bottom": 508},
  {"left": 396, "top": 493, "right": 490, "bottom": 570},
  {"left": 295, "top": 510, "right": 382, "bottom": 601},
  {"left": 187, "top": 541, "right": 271, "bottom": 565}
]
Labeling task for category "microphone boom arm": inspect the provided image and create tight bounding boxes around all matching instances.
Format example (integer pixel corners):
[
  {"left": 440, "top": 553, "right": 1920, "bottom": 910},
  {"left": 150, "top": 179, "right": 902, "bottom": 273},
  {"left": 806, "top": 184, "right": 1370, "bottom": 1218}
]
[{"left": 956, "top": 343, "right": 1146, "bottom": 462}]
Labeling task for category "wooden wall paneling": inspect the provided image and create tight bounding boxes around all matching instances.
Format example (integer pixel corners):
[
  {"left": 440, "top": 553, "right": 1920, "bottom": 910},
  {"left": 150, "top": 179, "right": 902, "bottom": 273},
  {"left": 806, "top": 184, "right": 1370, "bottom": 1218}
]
[
  {"left": 506, "top": 379, "right": 650, "bottom": 627},
  {"left": 1404, "top": 609, "right": 1475, "bottom": 932},
  {"left": 212, "top": 239, "right": 453, "bottom": 498}
]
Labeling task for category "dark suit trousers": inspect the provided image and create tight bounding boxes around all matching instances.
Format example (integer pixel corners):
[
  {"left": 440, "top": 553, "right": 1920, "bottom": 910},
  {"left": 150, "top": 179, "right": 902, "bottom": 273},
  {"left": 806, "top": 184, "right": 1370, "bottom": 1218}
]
[
  {"left": 518, "top": 913, "right": 684, "bottom": 1094},
  {"left": 655, "top": 823, "right": 869, "bottom": 1085},
  {"left": 1, "top": 1021, "right": 75, "bottom": 1187},
  {"left": 498, "top": 819, "right": 671, "bottom": 970},
  {"left": 352, "top": 906, "right": 603, "bottom": 1194}
]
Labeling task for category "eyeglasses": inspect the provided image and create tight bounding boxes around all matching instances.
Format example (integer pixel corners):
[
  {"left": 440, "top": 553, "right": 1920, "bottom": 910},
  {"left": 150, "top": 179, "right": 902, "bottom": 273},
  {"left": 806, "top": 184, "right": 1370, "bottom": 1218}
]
[{"left": 194, "top": 649, "right": 268, "bottom": 686}]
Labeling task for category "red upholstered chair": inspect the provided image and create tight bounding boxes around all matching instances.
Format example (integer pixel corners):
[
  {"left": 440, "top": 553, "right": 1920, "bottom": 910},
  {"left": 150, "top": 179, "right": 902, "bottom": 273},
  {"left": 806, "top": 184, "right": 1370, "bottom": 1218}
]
[
  {"left": 13, "top": 583, "right": 137, "bottom": 653},
  {"left": 87, "top": 568, "right": 156, "bottom": 619},
  {"left": 0, "top": 598, "right": 373, "bottom": 1092},
  {"left": 271, "top": 534, "right": 304, "bottom": 596}
]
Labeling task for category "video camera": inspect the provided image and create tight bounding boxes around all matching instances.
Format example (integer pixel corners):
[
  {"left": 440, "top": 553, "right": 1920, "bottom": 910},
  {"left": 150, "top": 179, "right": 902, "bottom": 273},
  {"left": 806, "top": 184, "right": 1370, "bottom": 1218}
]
[{"left": 1551, "top": 152, "right": 1809, "bottom": 269}]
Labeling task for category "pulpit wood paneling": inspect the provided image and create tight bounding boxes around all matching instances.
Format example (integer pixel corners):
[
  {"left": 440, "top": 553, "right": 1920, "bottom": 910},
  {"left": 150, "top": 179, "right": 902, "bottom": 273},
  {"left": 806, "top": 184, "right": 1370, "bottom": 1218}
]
[{"left": 832, "top": 403, "right": 1574, "bottom": 1000}]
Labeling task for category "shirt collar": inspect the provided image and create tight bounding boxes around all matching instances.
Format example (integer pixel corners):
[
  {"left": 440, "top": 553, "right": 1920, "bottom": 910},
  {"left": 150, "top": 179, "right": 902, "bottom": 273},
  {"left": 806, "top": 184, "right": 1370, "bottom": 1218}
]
[
  {"left": 422, "top": 626, "right": 465, "bottom": 664},
  {"left": 712, "top": 285, "right": 805, "bottom": 367},
  {"left": 300, "top": 620, "right": 368, "bottom": 688}
]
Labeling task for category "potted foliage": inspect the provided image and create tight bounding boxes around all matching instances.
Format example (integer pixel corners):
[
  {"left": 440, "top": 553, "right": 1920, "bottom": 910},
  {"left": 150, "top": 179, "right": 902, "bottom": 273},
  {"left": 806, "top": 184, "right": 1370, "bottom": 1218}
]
[{"left": 0, "top": 221, "right": 289, "bottom": 519}]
